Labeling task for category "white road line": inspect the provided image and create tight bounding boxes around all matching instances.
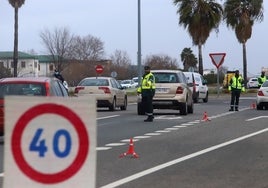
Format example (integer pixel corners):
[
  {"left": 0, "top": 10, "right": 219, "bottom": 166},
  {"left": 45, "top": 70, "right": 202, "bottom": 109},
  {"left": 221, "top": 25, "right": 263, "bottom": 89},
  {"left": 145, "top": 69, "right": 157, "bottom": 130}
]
[
  {"left": 156, "top": 130, "right": 170, "bottom": 133},
  {"left": 134, "top": 136, "right": 151, "bottom": 139},
  {"left": 145, "top": 133, "right": 161, "bottom": 136},
  {"left": 100, "top": 128, "right": 268, "bottom": 188},
  {"left": 105, "top": 143, "right": 126, "bottom": 147},
  {"left": 173, "top": 125, "right": 187, "bottom": 128},
  {"left": 97, "top": 115, "right": 120, "bottom": 120},
  {"left": 165, "top": 127, "right": 179, "bottom": 131},
  {"left": 96, "top": 147, "right": 111, "bottom": 151},
  {"left": 246, "top": 116, "right": 268, "bottom": 121},
  {"left": 0, "top": 173, "right": 3, "bottom": 177}
]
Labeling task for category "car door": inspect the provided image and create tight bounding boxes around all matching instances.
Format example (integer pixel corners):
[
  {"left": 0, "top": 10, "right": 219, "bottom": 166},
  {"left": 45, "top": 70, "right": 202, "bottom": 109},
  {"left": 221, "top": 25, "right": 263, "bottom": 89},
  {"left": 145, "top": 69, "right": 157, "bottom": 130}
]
[
  {"left": 110, "top": 78, "right": 125, "bottom": 105},
  {"left": 195, "top": 74, "right": 207, "bottom": 98}
]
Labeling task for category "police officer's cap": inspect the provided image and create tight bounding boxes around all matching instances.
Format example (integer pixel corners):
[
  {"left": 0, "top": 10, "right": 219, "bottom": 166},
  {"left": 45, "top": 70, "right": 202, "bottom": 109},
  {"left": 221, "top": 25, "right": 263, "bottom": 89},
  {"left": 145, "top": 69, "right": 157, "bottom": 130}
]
[
  {"left": 235, "top": 70, "right": 239, "bottom": 73},
  {"left": 144, "top": 66, "right": 150, "bottom": 70}
]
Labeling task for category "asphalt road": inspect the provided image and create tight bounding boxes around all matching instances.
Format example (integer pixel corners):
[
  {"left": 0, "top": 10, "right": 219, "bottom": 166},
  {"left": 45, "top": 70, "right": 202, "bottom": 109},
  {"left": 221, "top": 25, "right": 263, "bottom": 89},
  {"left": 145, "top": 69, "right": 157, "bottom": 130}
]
[{"left": 0, "top": 93, "right": 267, "bottom": 188}]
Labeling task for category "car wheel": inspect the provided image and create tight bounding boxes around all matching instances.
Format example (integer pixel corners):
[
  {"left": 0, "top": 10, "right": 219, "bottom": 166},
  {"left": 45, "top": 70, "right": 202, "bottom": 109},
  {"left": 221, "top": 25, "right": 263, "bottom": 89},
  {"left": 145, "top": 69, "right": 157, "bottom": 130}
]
[
  {"left": 137, "top": 102, "right": 145, "bottom": 115},
  {"left": 180, "top": 102, "right": 188, "bottom": 115},
  {"left": 203, "top": 92, "right": 208, "bottom": 103},
  {"left": 256, "top": 103, "right": 263, "bottom": 110},
  {"left": 187, "top": 101, "right": 194, "bottom": 114},
  {"left": 109, "top": 98, "right": 116, "bottom": 111},
  {"left": 120, "top": 96, "right": 127, "bottom": 110}
]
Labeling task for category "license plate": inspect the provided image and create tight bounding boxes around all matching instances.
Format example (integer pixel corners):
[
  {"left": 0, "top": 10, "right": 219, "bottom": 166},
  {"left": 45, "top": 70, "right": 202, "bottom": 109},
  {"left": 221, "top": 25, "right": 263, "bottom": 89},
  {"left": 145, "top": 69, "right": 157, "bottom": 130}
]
[{"left": 155, "top": 88, "right": 168, "bottom": 93}]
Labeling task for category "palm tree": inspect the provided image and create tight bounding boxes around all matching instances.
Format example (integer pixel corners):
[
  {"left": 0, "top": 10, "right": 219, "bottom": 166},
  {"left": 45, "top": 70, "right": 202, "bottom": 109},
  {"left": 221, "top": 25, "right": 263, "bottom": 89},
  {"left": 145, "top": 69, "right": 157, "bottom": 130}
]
[
  {"left": 8, "top": 0, "right": 25, "bottom": 77},
  {"left": 180, "top": 47, "right": 198, "bottom": 71},
  {"left": 173, "top": 0, "right": 223, "bottom": 75},
  {"left": 223, "top": 0, "right": 263, "bottom": 84}
]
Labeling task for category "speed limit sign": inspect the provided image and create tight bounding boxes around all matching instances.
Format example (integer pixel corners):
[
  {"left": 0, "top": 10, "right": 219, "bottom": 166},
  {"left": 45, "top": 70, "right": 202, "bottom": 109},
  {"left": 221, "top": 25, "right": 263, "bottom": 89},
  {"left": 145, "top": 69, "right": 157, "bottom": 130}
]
[{"left": 4, "top": 96, "right": 96, "bottom": 188}]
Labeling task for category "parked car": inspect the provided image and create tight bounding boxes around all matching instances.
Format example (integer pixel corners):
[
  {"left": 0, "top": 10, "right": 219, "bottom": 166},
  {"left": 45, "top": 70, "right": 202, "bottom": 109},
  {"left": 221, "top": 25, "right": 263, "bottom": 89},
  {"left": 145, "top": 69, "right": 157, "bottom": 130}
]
[
  {"left": 247, "top": 77, "right": 259, "bottom": 88},
  {"left": 120, "top": 79, "right": 135, "bottom": 89},
  {"left": 183, "top": 72, "right": 208, "bottom": 103},
  {"left": 74, "top": 77, "right": 127, "bottom": 111},
  {"left": 132, "top": 77, "right": 140, "bottom": 88},
  {"left": 137, "top": 70, "right": 193, "bottom": 115},
  {"left": 256, "top": 80, "right": 268, "bottom": 110},
  {"left": 0, "top": 77, "right": 69, "bottom": 136}
]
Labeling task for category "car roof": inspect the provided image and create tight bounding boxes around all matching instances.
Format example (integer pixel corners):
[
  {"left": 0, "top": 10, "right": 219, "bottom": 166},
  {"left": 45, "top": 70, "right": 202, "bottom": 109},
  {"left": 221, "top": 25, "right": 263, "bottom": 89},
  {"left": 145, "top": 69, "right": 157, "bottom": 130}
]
[{"left": 0, "top": 77, "right": 53, "bottom": 83}]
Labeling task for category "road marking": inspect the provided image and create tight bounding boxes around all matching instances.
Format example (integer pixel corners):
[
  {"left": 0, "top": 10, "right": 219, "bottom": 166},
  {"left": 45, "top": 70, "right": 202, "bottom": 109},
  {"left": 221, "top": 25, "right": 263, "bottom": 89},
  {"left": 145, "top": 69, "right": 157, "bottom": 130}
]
[
  {"left": 105, "top": 143, "right": 126, "bottom": 147},
  {"left": 0, "top": 173, "right": 3, "bottom": 177},
  {"left": 100, "top": 127, "right": 268, "bottom": 188},
  {"left": 96, "top": 147, "right": 111, "bottom": 151},
  {"left": 145, "top": 133, "right": 161, "bottom": 136},
  {"left": 134, "top": 136, "right": 151, "bottom": 139},
  {"left": 156, "top": 130, "right": 170, "bottom": 133},
  {"left": 97, "top": 115, "right": 120, "bottom": 120},
  {"left": 246, "top": 116, "right": 268, "bottom": 121}
]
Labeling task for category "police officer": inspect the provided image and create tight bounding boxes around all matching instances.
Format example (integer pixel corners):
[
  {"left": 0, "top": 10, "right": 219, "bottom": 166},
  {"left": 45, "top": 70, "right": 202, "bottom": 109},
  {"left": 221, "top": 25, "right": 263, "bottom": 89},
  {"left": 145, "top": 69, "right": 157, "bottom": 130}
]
[
  {"left": 137, "top": 66, "right": 156, "bottom": 122},
  {"left": 258, "top": 71, "right": 267, "bottom": 88},
  {"left": 228, "top": 70, "right": 245, "bottom": 111}
]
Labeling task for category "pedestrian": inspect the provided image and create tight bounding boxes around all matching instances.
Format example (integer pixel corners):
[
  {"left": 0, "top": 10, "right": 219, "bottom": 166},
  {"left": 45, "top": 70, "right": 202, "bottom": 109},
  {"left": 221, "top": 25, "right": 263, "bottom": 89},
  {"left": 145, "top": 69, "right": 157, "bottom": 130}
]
[
  {"left": 258, "top": 71, "right": 267, "bottom": 88},
  {"left": 137, "top": 66, "right": 156, "bottom": 122},
  {"left": 228, "top": 70, "right": 245, "bottom": 111}
]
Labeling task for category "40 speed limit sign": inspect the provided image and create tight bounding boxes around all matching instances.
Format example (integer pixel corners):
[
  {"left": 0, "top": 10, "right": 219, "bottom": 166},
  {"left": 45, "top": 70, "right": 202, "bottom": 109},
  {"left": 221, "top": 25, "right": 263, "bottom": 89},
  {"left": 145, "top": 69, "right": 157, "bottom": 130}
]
[{"left": 4, "top": 96, "right": 96, "bottom": 188}]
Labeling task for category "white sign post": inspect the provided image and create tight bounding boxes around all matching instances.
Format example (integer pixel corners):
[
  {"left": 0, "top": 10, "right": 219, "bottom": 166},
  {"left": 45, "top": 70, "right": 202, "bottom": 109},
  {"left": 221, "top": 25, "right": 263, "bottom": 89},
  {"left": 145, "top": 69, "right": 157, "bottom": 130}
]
[
  {"left": 209, "top": 53, "right": 226, "bottom": 97},
  {"left": 4, "top": 96, "right": 96, "bottom": 188}
]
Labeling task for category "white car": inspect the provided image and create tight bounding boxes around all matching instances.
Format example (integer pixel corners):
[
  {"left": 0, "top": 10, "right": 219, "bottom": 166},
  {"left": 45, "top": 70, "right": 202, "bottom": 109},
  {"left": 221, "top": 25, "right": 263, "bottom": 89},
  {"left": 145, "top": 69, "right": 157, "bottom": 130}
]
[
  {"left": 247, "top": 77, "right": 259, "bottom": 88},
  {"left": 256, "top": 80, "right": 268, "bottom": 110},
  {"left": 120, "top": 79, "right": 135, "bottom": 89},
  {"left": 74, "top": 77, "right": 127, "bottom": 111},
  {"left": 137, "top": 70, "right": 193, "bottom": 115},
  {"left": 183, "top": 72, "right": 208, "bottom": 103}
]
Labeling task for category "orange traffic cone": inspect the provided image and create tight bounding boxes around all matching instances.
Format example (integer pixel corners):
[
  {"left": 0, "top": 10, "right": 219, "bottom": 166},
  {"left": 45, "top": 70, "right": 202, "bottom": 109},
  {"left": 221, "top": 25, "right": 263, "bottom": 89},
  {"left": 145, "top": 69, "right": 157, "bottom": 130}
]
[
  {"left": 202, "top": 111, "right": 210, "bottom": 121},
  {"left": 250, "top": 102, "right": 256, "bottom": 109},
  {"left": 119, "top": 138, "right": 139, "bottom": 158}
]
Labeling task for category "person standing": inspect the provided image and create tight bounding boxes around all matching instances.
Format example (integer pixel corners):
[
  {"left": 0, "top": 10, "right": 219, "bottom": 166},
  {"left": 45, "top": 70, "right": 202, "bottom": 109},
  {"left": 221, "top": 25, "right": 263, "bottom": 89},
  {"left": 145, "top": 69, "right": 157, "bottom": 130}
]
[
  {"left": 258, "top": 71, "right": 267, "bottom": 88},
  {"left": 137, "top": 66, "right": 156, "bottom": 122},
  {"left": 228, "top": 70, "right": 245, "bottom": 111}
]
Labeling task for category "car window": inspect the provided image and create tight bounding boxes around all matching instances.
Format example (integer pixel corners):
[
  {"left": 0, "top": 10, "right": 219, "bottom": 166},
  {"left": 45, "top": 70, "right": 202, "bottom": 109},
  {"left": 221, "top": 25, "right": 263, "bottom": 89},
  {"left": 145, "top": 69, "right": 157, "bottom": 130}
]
[
  {"left": 0, "top": 83, "right": 46, "bottom": 98},
  {"left": 79, "top": 79, "right": 109, "bottom": 86},
  {"left": 57, "top": 81, "right": 69, "bottom": 96},
  {"left": 262, "top": 81, "right": 268, "bottom": 87},
  {"left": 154, "top": 73, "right": 179, "bottom": 83},
  {"left": 50, "top": 80, "right": 66, "bottom": 96},
  {"left": 111, "top": 78, "right": 121, "bottom": 89}
]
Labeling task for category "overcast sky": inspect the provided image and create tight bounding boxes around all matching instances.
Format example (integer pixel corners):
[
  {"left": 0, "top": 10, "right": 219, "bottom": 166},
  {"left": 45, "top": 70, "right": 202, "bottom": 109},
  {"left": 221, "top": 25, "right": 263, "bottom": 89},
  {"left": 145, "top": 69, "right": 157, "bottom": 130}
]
[{"left": 0, "top": 0, "right": 267, "bottom": 75}]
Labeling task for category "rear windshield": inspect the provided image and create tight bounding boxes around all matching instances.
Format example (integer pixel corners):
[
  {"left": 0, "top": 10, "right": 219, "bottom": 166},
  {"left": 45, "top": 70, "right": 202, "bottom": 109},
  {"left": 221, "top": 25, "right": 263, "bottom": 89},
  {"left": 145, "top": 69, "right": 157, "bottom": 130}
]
[
  {"left": 0, "top": 83, "right": 46, "bottom": 98},
  {"left": 153, "top": 73, "right": 178, "bottom": 83},
  {"left": 79, "top": 79, "right": 109, "bottom": 86}
]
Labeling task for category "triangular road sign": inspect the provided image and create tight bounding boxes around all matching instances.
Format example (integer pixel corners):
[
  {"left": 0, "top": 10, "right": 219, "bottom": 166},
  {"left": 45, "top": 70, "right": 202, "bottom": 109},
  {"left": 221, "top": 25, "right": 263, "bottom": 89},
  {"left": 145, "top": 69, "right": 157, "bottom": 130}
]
[{"left": 209, "top": 53, "right": 226, "bottom": 69}]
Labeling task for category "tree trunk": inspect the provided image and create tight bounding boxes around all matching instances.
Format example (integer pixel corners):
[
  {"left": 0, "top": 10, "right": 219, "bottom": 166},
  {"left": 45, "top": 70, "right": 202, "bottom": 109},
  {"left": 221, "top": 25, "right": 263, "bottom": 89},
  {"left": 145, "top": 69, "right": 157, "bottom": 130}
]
[
  {"left": 13, "top": 6, "right": 19, "bottom": 77},
  {"left": 242, "top": 42, "right": 247, "bottom": 87},
  {"left": 198, "top": 43, "right": 203, "bottom": 75}
]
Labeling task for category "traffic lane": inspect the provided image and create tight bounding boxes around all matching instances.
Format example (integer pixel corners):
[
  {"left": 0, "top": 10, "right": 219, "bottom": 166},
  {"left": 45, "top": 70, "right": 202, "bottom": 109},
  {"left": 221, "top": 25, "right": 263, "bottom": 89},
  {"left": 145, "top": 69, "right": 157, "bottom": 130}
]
[
  {"left": 118, "top": 129, "right": 268, "bottom": 188},
  {"left": 97, "top": 109, "right": 268, "bottom": 187}
]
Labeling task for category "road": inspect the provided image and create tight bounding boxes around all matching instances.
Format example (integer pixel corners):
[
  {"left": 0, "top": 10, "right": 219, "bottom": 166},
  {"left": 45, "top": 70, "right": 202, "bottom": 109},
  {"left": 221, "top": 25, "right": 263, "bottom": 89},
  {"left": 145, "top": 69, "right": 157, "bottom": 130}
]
[{"left": 0, "top": 94, "right": 268, "bottom": 188}]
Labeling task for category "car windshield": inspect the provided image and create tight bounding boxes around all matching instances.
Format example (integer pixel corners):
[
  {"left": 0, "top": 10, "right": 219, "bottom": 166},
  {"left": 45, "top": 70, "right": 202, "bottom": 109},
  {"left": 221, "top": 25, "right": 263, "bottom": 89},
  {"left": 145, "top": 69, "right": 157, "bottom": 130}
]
[
  {"left": 121, "top": 80, "right": 131, "bottom": 84},
  {"left": 79, "top": 79, "right": 109, "bottom": 86},
  {"left": 0, "top": 83, "right": 45, "bottom": 98},
  {"left": 153, "top": 73, "right": 177, "bottom": 83},
  {"left": 262, "top": 81, "right": 268, "bottom": 87}
]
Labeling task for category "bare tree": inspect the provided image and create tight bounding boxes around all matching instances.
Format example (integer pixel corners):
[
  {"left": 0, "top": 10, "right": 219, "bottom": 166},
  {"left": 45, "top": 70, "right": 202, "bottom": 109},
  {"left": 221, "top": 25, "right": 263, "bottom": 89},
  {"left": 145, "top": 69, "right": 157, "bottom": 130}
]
[
  {"left": 109, "top": 50, "right": 132, "bottom": 80},
  {"left": 40, "top": 27, "right": 74, "bottom": 72},
  {"left": 69, "top": 35, "right": 105, "bottom": 61},
  {"left": 144, "top": 54, "right": 180, "bottom": 70}
]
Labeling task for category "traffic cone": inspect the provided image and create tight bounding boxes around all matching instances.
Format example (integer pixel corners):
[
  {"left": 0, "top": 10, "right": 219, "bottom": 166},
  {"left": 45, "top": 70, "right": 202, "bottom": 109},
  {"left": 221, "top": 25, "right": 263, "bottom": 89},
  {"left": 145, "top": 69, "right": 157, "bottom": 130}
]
[
  {"left": 250, "top": 102, "right": 256, "bottom": 109},
  {"left": 201, "top": 111, "right": 210, "bottom": 121},
  {"left": 119, "top": 138, "right": 139, "bottom": 158}
]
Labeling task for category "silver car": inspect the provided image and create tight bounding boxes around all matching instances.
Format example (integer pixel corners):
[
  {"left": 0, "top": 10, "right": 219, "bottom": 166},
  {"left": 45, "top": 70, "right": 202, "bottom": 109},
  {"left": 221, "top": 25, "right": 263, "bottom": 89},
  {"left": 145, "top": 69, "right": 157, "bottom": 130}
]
[
  {"left": 74, "top": 77, "right": 127, "bottom": 111},
  {"left": 256, "top": 80, "right": 268, "bottom": 110},
  {"left": 137, "top": 70, "right": 193, "bottom": 115}
]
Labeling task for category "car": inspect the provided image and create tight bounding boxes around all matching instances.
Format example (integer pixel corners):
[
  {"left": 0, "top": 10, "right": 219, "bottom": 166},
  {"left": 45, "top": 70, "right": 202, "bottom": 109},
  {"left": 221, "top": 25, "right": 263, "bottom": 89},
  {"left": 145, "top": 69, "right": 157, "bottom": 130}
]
[
  {"left": 0, "top": 77, "right": 69, "bottom": 136},
  {"left": 74, "top": 77, "right": 127, "bottom": 111},
  {"left": 137, "top": 70, "right": 193, "bottom": 115},
  {"left": 256, "top": 80, "right": 268, "bottom": 110},
  {"left": 120, "top": 79, "right": 135, "bottom": 89},
  {"left": 132, "top": 77, "right": 140, "bottom": 88},
  {"left": 183, "top": 72, "right": 208, "bottom": 103},
  {"left": 247, "top": 77, "right": 259, "bottom": 88}
]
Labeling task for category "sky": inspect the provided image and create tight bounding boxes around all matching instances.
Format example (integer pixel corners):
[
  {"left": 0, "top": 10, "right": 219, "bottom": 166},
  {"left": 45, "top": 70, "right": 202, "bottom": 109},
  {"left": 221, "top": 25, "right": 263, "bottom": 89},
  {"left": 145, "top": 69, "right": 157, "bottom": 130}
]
[{"left": 0, "top": 0, "right": 267, "bottom": 76}]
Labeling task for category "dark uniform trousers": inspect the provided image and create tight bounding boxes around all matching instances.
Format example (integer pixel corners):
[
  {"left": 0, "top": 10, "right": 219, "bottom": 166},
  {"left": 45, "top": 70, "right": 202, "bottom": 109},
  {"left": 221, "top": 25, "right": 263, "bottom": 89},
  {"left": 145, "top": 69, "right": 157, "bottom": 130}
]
[{"left": 230, "top": 88, "right": 241, "bottom": 110}]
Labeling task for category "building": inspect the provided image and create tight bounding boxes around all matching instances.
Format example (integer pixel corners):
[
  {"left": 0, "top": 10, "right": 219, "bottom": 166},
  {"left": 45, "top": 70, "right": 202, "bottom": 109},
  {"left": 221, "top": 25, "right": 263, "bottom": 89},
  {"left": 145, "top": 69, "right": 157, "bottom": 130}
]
[{"left": 0, "top": 51, "right": 56, "bottom": 77}]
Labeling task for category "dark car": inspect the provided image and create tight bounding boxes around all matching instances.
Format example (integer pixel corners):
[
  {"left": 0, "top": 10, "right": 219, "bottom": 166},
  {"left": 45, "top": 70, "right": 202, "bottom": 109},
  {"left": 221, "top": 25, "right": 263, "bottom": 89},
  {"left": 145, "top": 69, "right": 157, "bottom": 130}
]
[{"left": 0, "top": 77, "right": 69, "bottom": 136}]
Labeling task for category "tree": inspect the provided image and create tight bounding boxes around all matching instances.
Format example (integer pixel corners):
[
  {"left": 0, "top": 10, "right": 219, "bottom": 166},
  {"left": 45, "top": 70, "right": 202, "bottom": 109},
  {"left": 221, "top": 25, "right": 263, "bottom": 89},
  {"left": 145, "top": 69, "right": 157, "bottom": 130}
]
[
  {"left": 223, "top": 0, "right": 263, "bottom": 84},
  {"left": 144, "top": 54, "right": 180, "bottom": 70},
  {"left": 8, "top": 0, "right": 25, "bottom": 77},
  {"left": 109, "top": 50, "right": 131, "bottom": 80},
  {"left": 180, "top": 47, "right": 198, "bottom": 71},
  {"left": 40, "top": 27, "right": 74, "bottom": 72},
  {"left": 173, "top": 0, "right": 223, "bottom": 75},
  {"left": 69, "top": 35, "right": 105, "bottom": 61}
]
